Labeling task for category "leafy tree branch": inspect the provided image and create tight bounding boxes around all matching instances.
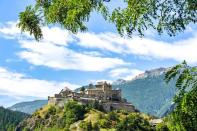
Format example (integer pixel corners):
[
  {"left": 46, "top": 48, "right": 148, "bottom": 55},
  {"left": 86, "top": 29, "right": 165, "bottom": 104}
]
[{"left": 18, "top": 0, "right": 197, "bottom": 41}]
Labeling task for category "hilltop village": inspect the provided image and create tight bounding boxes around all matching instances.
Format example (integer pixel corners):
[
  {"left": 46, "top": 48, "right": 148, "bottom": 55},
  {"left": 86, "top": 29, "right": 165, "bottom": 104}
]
[{"left": 48, "top": 81, "right": 137, "bottom": 112}]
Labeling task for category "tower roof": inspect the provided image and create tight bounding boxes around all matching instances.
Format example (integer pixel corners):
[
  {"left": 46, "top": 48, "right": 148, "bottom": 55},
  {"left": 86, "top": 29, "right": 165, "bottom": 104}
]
[{"left": 62, "top": 86, "right": 72, "bottom": 92}]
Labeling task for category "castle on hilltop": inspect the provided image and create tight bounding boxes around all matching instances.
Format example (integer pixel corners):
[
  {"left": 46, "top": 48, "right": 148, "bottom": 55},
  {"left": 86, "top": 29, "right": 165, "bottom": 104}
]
[
  {"left": 48, "top": 81, "right": 137, "bottom": 112},
  {"left": 85, "top": 81, "right": 121, "bottom": 101}
]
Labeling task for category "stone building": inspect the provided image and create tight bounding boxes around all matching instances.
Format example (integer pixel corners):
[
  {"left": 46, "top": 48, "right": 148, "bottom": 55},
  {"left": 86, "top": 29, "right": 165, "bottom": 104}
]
[
  {"left": 48, "top": 81, "right": 137, "bottom": 112},
  {"left": 85, "top": 81, "right": 121, "bottom": 101}
]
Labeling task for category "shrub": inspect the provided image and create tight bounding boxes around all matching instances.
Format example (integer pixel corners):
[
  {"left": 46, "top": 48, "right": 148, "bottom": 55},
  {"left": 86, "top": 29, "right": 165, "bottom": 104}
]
[
  {"left": 92, "top": 122, "right": 100, "bottom": 131},
  {"left": 156, "top": 122, "right": 169, "bottom": 131},
  {"left": 116, "top": 113, "right": 153, "bottom": 131},
  {"left": 107, "top": 111, "right": 119, "bottom": 122},
  {"left": 48, "top": 106, "right": 56, "bottom": 115},
  {"left": 63, "top": 101, "right": 86, "bottom": 128},
  {"left": 118, "top": 110, "right": 129, "bottom": 115},
  {"left": 79, "top": 121, "right": 93, "bottom": 131},
  {"left": 98, "top": 119, "right": 111, "bottom": 128},
  {"left": 87, "top": 101, "right": 104, "bottom": 111},
  {"left": 64, "top": 101, "right": 86, "bottom": 120}
]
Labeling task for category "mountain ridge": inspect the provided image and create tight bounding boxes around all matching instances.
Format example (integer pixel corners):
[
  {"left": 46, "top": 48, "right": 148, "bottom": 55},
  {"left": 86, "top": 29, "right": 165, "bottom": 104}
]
[{"left": 8, "top": 100, "right": 48, "bottom": 114}]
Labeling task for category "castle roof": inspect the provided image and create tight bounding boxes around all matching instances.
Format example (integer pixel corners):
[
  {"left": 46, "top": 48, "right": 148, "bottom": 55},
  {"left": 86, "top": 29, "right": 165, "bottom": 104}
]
[
  {"left": 62, "top": 86, "right": 72, "bottom": 92},
  {"left": 97, "top": 81, "right": 105, "bottom": 85},
  {"left": 96, "top": 81, "right": 109, "bottom": 86}
]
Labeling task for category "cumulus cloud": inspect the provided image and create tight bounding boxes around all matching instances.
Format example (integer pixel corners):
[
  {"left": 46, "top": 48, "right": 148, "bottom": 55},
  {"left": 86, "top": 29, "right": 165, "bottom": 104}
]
[
  {"left": 1, "top": 21, "right": 196, "bottom": 73},
  {"left": 0, "top": 21, "right": 22, "bottom": 38},
  {"left": 41, "top": 26, "right": 74, "bottom": 46},
  {"left": 0, "top": 67, "right": 79, "bottom": 98},
  {"left": 109, "top": 68, "right": 144, "bottom": 80},
  {"left": 76, "top": 32, "right": 127, "bottom": 54},
  {"left": 17, "top": 40, "right": 129, "bottom": 71},
  {"left": 0, "top": 21, "right": 130, "bottom": 72},
  {"left": 77, "top": 32, "right": 197, "bottom": 64},
  {"left": 125, "top": 37, "right": 197, "bottom": 63},
  {"left": 0, "top": 21, "right": 73, "bottom": 45},
  {"left": 110, "top": 68, "right": 131, "bottom": 77}
]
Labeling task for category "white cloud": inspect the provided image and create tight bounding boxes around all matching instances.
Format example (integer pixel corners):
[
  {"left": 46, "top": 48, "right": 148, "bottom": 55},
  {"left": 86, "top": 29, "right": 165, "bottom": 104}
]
[
  {"left": 82, "top": 51, "right": 103, "bottom": 57},
  {"left": 123, "top": 69, "right": 144, "bottom": 80},
  {"left": 1, "top": 21, "right": 196, "bottom": 73},
  {"left": 0, "top": 67, "right": 79, "bottom": 99},
  {"left": 0, "top": 21, "right": 130, "bottom": 72},
  {"left": 0, "top": 21, "right": 20, "bottom": 35},
  {"left": 17, "top": 40, "right": 129, "bottom": 71},
  {"left": 0, "top": 21, "right": 74, "bottom": 46},
  {"left": 77, "top": 32, "right": 127, "bottom": 54},
  {"left": 109, "top": 68, "right": 131, "bottom": 77},
  {"left": 125, "top": 37, "right": 197, "bottom": 63},
  {"left": 89, "top": 79, "right": 113, "bottom": 84},
  {"left": 1, "top": 20, "right": 195, "bottom": 106},
  {"left": 76, "top": 31, "right": 197, "bottom": 64},
  {"left": 109, "top": 68, "right": 144, "bottom": 80},
  {"left": 41, "top": 26, "right": 74, "bottom": 46}
]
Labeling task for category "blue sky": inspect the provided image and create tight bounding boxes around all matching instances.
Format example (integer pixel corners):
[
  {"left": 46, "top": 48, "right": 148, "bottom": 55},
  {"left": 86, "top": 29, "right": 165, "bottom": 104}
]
[{"left": 0, "top": 0, "right": 197, "bottom": 107}]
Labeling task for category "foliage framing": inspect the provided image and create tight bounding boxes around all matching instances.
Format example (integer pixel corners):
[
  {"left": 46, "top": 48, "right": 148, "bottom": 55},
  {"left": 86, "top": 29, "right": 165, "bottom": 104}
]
[
  {"left": 165, "top": 61, "right": 197, "bottom": 130},
  {"left": 18, "top": 0, "right": 197, "bottom": 41}
]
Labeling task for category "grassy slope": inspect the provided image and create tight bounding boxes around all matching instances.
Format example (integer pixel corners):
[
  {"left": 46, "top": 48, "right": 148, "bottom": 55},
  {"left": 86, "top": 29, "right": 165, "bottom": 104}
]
[{"left": 18, "top": 104, "right": 153, "bottom": 131}]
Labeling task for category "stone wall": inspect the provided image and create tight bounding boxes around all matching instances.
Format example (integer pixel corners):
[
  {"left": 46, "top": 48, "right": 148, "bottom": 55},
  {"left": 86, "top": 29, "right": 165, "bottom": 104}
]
[
  {"left": 48, "top": 97, "right": 71, "bottom": 107},
  {"left": 102, "top": 102, "right": 136, "bottom": 112},
  {"left": 49, "top": 96, "right": 137, "bottom": 113}
]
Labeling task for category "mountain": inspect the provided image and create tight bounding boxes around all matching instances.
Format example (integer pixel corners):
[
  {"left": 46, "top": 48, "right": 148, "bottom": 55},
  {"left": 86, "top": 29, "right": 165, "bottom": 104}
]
[
  {"left": 77, "top": 67, "right": 176, "bottom": 117},
  {"left": 112, "top": 68, "right": 177, "bottom": 117},
  {"left": 0, "top": 106, "right": 29, "bottom": 131},
  {"left": 112, "top": 79, "right": 127, "bottom": 85},
  {"left": 9, "top": 100, "right": 48, "bottom": 114}
]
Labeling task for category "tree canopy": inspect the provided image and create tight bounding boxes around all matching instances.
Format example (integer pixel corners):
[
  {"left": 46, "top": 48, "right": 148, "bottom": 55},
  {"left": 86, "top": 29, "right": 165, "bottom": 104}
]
[
  {"left": 0, "top": 107, "right": 29, "bottom": 131},
  {"left": 18, "top": 0, "right": 197, "bottom": 41}
]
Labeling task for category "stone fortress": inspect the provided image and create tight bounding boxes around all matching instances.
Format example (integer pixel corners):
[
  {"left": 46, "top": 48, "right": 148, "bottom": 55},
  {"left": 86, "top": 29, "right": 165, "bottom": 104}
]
[{"left": 48, "top": 81, "right": 137, "bottom": 112}]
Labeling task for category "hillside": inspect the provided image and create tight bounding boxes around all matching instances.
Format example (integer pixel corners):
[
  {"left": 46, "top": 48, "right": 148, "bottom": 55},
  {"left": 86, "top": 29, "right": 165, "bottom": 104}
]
[
  {"left": 112, "top": 69, "right": 177, "bottom": 117},
  {"left": 17, "top": 101, "right": 155, "bottom": 131},
  {"left": 9, "top": 100, "right": 48, "bottom": 114},
  {"left": 0, "top": 106, "right": 29, "bottom": 131}
]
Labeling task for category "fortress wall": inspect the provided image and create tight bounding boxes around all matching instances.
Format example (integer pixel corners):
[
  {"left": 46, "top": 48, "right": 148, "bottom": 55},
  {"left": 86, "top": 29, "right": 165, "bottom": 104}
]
[
  {"left": 57, "top": 98, "right": 70, "bottom": 107},
  {"left": 48, "top": 97, "right": 136, "bottom": 113},
  {"left": 48, "top": 97, "right": 70, "bottom": 107},
  {"left": 102, "top": 102, "right": 136, "bottom": 112},
  {"left": 48, "top": 97, "right": 57, "bottom": 105},
  {"left": 111, "top": 103, "right": 136, "bottom": 112}
]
